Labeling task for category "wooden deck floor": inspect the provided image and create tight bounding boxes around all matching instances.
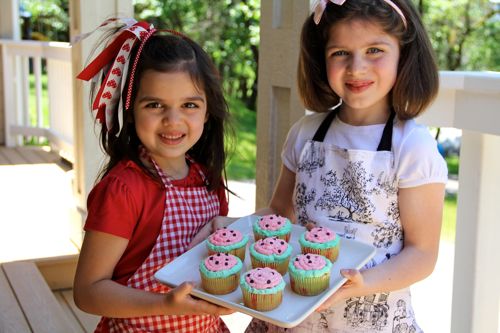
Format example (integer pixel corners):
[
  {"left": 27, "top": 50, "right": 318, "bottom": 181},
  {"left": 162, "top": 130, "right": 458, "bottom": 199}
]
[{"left": 0, "top": 146, "right": 80, "bottom": 263}]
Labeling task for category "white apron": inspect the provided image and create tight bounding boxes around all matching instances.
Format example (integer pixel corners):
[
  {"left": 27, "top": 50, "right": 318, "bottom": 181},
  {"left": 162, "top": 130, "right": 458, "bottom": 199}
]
[{"left": 247, "top": 111, "right": 422, "bottom": 333}]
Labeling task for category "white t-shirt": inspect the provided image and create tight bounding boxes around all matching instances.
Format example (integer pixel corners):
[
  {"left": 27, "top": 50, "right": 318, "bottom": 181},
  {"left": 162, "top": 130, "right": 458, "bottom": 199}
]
[{"left": 282, "top": 112, "right": 448, "bottom": 188}]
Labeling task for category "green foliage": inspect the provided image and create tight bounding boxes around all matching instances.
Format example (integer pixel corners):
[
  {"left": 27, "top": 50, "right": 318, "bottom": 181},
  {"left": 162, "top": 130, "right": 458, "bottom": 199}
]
[
  {"left": 445, "top": 155, "right": 459, "bottom": 176},
  {"left": 134, "top": 0, "right": 260, "bottom": 110},
  {"left": 416, "top": 0, "right": 500, "bottom": 70},
  {"left": 225, "top": 97, "right": 256, "bottom": 180},
  {"left": 20, "top": 0, "right": 69, "bottom": 41}
]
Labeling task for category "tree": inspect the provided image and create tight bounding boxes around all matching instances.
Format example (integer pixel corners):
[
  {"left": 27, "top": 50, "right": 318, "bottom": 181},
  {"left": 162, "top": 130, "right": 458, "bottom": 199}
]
[
  {"left": 415, "top": 0, "right": 500, "bottom": 71},
  {"left": 134, "top": 0, "right": 260, "bottom": 110},
  {"left": 20, "top": 0, "right": 69, "bottom": 41}
]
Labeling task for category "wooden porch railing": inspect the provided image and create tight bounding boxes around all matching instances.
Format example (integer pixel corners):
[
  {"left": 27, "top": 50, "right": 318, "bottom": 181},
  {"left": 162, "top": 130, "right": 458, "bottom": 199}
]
[{"left": 0, "top": 39, "right": 74, "bottom": 163}]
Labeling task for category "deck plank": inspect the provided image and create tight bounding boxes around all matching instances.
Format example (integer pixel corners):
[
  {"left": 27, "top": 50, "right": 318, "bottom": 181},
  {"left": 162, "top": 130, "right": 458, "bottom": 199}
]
[
  {"left": 59, "top": 289, "right": 100, "bottom": 333},
  {"left": 15, "top": 147, "right": 47, "bottom": 164},
  {"left": 54, "top": 292, "right": 86, "bottom": 333},
  {"left": 0, "top": 266, "right": 31, "bottom": 333},
  {"left": 0, "top": 147, "right": 27, "bottom": 164},
  {"left": 2, "top": 261, "right": 76, "bottom": 333}
]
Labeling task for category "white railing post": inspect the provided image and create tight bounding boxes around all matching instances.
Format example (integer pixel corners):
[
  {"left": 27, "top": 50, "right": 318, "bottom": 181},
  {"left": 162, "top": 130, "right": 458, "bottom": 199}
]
[{"left": 451, "top": 131, "right": 500, "bottom": 333}]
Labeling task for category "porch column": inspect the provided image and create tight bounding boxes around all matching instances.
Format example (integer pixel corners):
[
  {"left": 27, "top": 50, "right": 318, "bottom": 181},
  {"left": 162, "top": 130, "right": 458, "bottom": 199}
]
[
  {"left": 449, "top": 73, "right": 500, "bottom": 333},
  {"left": 0, "top": 0, "right": 20, "bottom": 145},
  {"left": 69, "top": 0, "right": 133, "bottom": 246},
  {"left": 256, "top": 0, "right": 310, "bottom": 209}
]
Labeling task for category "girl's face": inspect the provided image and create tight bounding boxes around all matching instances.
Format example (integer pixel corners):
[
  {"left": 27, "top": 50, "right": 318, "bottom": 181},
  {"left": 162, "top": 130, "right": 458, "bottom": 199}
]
[
  {"left": 133, "top": 70, "right": 207, "bottom": 173},
  {"left": 325, "top": 19, "right": 400, "bottom": 123}
]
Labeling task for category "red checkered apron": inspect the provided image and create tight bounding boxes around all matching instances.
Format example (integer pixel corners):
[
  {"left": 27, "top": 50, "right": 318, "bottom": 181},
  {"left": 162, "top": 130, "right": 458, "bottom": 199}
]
[{"left": 95, "top": 156, "right": 229, "bottom": 332}]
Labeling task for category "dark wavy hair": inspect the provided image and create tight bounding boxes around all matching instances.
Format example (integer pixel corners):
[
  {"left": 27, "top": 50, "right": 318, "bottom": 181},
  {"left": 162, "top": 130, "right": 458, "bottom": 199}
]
[
  {"left": 92, "top": 33, "right": 233, "bottom": 191},
  {"left": 298, "top": 0, "right": 438, "bottom": 119}
]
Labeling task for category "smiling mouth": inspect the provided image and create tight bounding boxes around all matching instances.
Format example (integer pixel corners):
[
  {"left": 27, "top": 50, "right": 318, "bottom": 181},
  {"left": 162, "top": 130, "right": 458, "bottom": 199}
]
[
  {"left": 345, "top": 81, "right": 373, "bottom": 93},
  {"left": 159, "top": 133, "right": 185, "bottom": 144}
]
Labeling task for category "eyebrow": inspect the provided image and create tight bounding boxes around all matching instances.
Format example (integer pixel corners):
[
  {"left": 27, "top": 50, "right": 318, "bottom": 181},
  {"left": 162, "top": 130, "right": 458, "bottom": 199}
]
[
  {"left": 137, "top": 95, "right": 206, "bottom": 103},
  {"left": 326, "top": 40, "right": 394, "bottom": 50}
]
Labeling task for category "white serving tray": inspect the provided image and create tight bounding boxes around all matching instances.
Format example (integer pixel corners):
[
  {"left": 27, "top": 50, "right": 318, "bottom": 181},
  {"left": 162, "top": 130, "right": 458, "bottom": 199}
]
[{"left": 154, "top": 215, "right": 376, "bottom": 328}]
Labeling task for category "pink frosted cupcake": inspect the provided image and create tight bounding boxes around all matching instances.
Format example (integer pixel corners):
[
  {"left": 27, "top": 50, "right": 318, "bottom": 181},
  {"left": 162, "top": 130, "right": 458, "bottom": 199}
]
[
  {"left": 206, "top": 228, "right": 249, "bottom": 262},
  {"left": 253, "top": 214, "right": 292, "bottom": 242},
  {"left": 299, "top": 226, "right": 340, "bottom": 263},
  {"left": 250, "top": 237, "right": 293, "bottom": 275},
  {"left": 289, "top": 253, "right": 332, "bottom": 296},
  {"left": 240, "top": 267, "right": 285, "bottom": 311},
  {"left": 199, "top": 253, "right": 243, "bottom": 295}
]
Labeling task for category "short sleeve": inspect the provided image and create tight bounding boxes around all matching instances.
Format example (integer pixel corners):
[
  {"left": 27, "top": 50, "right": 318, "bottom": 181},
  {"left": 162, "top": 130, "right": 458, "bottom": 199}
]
[
  {"left": 397, "top": 126, "right": 448, "bottom": 188},
  {"left": 85, "top": 176, "right": 140, "bottom": 239},
  {"left": 281, "top": 118, "right": 306, "bottom": 173}
]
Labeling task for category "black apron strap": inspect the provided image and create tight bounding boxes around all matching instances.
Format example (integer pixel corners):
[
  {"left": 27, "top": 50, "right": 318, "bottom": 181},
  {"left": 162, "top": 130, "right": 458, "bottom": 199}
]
[
  {"left": 376, "top": 110, "right": 395, "bottom": 152},
  {"left": 312, "top": 110, "right": 337, "bottom": 142},
  {"left": 312, "top": 109, "right": 395, "bottom": 150}
]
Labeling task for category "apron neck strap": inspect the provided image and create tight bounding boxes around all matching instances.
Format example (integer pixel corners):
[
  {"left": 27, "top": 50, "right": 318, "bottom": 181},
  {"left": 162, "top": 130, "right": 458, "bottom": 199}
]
[
  {"left": 376, "top": 110, "right": 396, "bottom": 152},
  {"left": 312, "top": 109, "right": 396, "bottom": 152}
]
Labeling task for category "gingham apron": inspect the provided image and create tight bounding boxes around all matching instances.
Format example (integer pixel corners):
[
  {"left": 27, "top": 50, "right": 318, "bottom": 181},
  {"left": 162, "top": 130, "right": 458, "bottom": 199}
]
[
  {"left": 96, "top": 155, "right": 228, "bottom": 333},
  {"left": 247, "top": 111, "right": 423, "bottom": 333}
]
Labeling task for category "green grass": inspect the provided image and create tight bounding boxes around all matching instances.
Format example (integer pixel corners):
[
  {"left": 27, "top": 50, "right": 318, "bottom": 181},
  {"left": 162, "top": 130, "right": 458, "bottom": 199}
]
[
  {"left": 26, "top": 73, "right": 49, "bottom": 145},
  {"left": 441, "top": 193, "right": 457, "bottom": 242},
  {"left": 226, "top": 97, "right": 256, "bottom": 180}
]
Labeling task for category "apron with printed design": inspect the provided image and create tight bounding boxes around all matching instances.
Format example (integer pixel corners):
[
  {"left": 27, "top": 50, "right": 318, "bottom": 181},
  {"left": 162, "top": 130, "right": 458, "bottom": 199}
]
[
  {"left": 95, "top": 155, "right": 228, "bottom": 333},
  {"left": 247, "top": 111, "right": 422, "bottom": 333}
]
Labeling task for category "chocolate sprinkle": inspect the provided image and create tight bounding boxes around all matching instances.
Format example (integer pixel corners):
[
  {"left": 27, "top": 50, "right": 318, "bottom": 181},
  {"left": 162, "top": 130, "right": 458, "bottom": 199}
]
[{"left": 267, "top": 280, "right": 271, "bottom": 284}]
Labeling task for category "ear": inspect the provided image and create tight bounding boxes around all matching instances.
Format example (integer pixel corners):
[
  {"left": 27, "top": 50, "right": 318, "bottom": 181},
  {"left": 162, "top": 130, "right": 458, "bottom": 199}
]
[{"left": 204, "top": 113, "right": 209, "bottom": 123}]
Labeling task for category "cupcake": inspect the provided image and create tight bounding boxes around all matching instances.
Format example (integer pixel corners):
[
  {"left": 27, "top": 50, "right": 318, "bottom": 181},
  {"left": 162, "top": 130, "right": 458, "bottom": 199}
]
[
  {"left": 299, "top": 226, "right": 340, "bottom": 263},
  {"left": 199, "top": 253, "right": 243, "bottom": 295},
  {"left": 240, "top": 267, "right": 285, "bottom": 311},
  {"left": 253, "top": 214, "right": 292, "bottom": 242},
  {"left": 289, "top": 253, "right": 332, "bottom": 296},
  {"left": 250, "top": 237, "right": 292, "bottom": 275},
  {"left": 206, "top": 228, "right": 249, "bottom": 262}
]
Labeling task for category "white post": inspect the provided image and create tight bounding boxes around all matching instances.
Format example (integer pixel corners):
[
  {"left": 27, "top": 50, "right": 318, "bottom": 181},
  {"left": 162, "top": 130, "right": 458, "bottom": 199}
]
[
  {"left": 451, "top": 131, "right": 500, "bottom": 333},
  {"left": 0, "top": 0, "right": 20, "bottom": 145},
  {"left": 69, "top": 0, "right": 133, "bottom": 246},
  {"left": 256, "top": 0, "right": 309, "bottom": 209}
]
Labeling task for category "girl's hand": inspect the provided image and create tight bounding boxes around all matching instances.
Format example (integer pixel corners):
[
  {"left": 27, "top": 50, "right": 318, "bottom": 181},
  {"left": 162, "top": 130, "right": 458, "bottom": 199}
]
[
  {"left": 187, "top": 216, "right": 239, "bottom": 249},
  {"left": 164, "top": 282, "right": 235, "bottom": 316},
  {"left": 315, "top": 269, "right": 364, "bottom": 312}
]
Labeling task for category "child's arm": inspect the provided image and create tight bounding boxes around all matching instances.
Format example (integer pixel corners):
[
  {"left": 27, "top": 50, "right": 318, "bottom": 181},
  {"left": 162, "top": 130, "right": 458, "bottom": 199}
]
[
  {"left": 74, "top": 230, "right": 234, "bottom": 317},
  {"left": 316, "top": 182, "right": 445, "bottom": 311}
]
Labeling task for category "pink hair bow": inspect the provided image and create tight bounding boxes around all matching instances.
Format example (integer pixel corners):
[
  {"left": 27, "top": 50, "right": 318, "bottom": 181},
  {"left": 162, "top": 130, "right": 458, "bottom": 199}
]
[
  {"left": 313, "top": 0, "right": 407, "bottom": 28},
  {"left": 75, "top": 18, "right": 155, "bottom": 133}
]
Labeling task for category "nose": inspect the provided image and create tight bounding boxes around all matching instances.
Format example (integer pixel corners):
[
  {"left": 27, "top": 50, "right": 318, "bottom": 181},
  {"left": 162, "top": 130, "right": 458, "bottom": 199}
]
[
  {"left": 162, "top": 107, "right": 181, "bottom": 124},
  {"left": 347, "top": 54, "right": 367, "bottom": 76}
]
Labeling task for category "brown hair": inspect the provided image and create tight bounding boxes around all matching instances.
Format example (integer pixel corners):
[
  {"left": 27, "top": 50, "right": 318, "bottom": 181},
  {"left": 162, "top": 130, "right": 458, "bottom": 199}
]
[
  {"left": 92, "top": 33, "right": 233, "bottom": 191},
  {"left": 298, "top": 0, "right": 438, "bottom": 119}
]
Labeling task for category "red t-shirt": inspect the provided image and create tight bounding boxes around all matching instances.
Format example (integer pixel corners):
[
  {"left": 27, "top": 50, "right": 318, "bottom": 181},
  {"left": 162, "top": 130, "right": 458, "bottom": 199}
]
[{"left": 84, "top": 159, "right": 228, "bottom": 285}]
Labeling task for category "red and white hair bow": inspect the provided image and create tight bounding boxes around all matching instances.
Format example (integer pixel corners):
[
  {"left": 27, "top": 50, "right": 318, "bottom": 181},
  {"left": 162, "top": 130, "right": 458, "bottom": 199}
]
[
  {"left": 75, "top": 18, "right": 155, "bottom": 133},
  {"left": 313, "top": 0, "right": 407, "bottom": 28}
]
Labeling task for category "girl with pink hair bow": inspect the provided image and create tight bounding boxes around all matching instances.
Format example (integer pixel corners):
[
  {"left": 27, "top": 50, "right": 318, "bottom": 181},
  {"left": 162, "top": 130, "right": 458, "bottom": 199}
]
[{"left": 217, "top": 0, "right": 447, "bottom": 332}]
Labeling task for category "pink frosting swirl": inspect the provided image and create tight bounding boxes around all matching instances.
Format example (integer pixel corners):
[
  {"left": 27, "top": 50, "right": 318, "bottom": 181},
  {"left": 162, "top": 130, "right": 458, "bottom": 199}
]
[
  {"left": 253, "top": 237, "right": 288, "bottom": 255},
  {"left": 258, "top": 214, "right": 288, "bottom": 231},
  {"left": 304, "top": 226, "right": 336, "bottom": 243},
  {"left": 208, "top": 228, "right": 243, "bottom": 246},
  {"left": 204, "top": 253, "right": 239, "bottom": 271},
  {"left": 244, "top": 267, "right": 282, "bottom": 289},
  {"left": 293, "top": 254, "right": 327, "bottom": 270}
]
